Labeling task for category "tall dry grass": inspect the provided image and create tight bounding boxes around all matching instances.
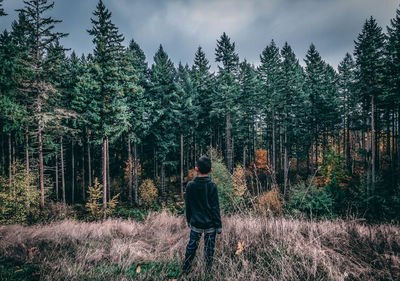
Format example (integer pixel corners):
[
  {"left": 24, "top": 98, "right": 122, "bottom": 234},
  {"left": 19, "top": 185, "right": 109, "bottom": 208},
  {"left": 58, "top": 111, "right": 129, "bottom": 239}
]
[{"left": 0, "top": 211, "right": 399, "bottom": 280}]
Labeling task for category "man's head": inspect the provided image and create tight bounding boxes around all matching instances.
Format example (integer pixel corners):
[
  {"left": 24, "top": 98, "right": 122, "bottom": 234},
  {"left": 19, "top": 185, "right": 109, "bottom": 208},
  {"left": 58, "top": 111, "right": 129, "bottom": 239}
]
[{"left": 195, "top": 156, "right": 212, "bottom": 175}]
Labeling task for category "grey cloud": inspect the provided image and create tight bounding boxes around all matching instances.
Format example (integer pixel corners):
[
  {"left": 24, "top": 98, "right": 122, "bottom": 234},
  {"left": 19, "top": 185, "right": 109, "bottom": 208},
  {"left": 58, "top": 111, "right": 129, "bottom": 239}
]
[{"left": 0, "top": 0, "right": 398, "bottom": 70}]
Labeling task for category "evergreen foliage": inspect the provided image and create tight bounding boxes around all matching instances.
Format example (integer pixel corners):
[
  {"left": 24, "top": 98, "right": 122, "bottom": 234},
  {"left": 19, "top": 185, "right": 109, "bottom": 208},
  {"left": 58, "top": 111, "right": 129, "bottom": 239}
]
[{"left": 0, "top": 2, "right": 399, "bottom": 222}]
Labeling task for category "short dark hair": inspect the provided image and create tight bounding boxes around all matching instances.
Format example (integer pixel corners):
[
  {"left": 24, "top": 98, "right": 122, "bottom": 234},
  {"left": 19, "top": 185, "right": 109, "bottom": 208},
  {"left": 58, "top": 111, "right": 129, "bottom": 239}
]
[{"left": 196, "top": 156, "right": 212, "bottom": 174}]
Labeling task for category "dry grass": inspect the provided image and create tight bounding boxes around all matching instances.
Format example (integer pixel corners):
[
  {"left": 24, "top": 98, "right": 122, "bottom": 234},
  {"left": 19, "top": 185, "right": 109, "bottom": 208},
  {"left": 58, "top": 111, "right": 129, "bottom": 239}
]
[{"left": 0, "top": 211, "right": 399, "bottom": 280}]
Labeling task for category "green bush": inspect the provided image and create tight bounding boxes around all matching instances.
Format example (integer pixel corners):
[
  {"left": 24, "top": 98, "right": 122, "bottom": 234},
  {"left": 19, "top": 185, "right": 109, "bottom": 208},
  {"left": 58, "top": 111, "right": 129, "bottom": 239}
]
[
  {"left": 0, "top": 161, "right": 41, "bottom": 225},
  {"left": 112, "top": 206, "right": 148, "bottom": 221},
  {"left": 287, "top": 179, "right": 334, "bottom": 219},
  {"left": 351, "top": 175, "right": 400, "bottom": 221}
]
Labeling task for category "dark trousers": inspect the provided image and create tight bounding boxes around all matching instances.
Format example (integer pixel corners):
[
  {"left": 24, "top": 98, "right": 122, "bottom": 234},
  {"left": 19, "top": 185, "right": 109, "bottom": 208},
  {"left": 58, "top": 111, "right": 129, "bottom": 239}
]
[{"left": 182, "top": 230, "right": 216, "bottom": 272}]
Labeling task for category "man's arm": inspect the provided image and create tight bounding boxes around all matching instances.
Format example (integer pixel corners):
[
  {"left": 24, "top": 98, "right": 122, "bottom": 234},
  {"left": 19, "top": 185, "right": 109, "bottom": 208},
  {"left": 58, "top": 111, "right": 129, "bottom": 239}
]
[
  {"left": 210, "top": 183, "right": 222, "bottom": 233},
  {"left": 184, "top": 183, "right": 192, "bottom": 226}
]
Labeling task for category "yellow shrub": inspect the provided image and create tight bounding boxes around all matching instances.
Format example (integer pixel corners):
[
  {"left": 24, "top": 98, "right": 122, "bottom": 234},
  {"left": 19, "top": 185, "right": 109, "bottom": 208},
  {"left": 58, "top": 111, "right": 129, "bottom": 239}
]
[
  {"left": 232, "top": 165, "right": 246, "bottom": 198},
  {"left": 139, "top": 179, "right": 158, "bottom": 207},
  {"left": 256, "top": 188, "right": 284, "bottom": 215},
  {"left": 86, "top": 178, "right": 119, "bottom": 221}
]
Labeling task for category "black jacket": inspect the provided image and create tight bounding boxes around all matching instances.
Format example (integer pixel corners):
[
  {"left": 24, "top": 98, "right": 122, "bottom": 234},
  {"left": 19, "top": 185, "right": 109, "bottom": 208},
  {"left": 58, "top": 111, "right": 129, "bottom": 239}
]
[{"left": 184, "top": 176, "right": 222, "bottom": 230}]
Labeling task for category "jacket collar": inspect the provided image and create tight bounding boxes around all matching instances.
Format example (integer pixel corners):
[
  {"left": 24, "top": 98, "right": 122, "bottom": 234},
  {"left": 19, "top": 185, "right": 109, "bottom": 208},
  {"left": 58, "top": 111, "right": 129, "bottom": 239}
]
[{"left": 194, "top": 176, "right": 211, "bottom": 182}]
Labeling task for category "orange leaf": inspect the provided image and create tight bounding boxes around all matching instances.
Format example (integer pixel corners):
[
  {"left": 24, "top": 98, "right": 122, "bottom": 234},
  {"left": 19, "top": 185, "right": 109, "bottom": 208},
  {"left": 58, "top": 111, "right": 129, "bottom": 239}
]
[{"left": 235, "top": 241, "right": 244, "bottom": 255}]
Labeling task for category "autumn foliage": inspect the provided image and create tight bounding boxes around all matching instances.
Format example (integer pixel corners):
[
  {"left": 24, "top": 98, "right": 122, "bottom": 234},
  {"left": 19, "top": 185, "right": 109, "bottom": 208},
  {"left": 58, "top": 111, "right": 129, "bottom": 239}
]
[
  {"left": 256, "top": 188, "right": 284, "bottom": 214},
  {"left": 139, "top": 179, "right": 158, "bottom": 207}
]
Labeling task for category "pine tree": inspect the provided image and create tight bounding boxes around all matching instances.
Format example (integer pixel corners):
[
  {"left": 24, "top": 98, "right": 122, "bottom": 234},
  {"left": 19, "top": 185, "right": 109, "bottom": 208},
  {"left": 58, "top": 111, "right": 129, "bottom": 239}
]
[
  {"left": 192, "top": 46, "right": 215, "bottom": 153},
  {"left": 88, "top": 0, "right": 129, "bottom": 218},
  {"left": 258, "top": 40, "right": 282, "bottom": 181},
  {"left": 304, "top": 44, "right": 334, "bottom": 173},
  {"left": 149, "top": 45, "right": 177, "bottom": 200},
  {"left": 175, "top": 63, "right": 197, "bottom": 198},
  {"left": 237, "top": 60, "right": 260, "bottom": 170},
  {"left": 354, "top": 17, "right": 386, "bottom": 187},
  {"left": 278, "top": 42, "right": 307, "bottom": 196},
  {"left": 121, "top": 47, "right": 145, "bottom": 205},
  {"left": 338, "top": 53, "right": 357, "bottom": 171},
  {"left": 16, "top": 0, "right": 68, "bottom": 207},
  {"left": 215, "top": 33, "right": 239, "bottom": 173},
  {"left": 0, "top": 0, "right": 7, "bottom": 16},
  {"left": 386, "top": 6, "right": 400, "bottom": 183}
]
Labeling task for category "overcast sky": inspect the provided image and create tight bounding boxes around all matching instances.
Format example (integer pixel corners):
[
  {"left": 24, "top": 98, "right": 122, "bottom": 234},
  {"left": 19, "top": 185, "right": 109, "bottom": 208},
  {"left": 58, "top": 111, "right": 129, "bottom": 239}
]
[{"left": 0, "top": 0, "right": 399, "bottom": 71}]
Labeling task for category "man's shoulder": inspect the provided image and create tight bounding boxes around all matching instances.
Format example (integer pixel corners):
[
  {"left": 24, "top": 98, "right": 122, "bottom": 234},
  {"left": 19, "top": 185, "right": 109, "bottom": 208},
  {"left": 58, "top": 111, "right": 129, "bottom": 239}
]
[
  {"left": 186, "top": 180, "right": 195, "bottom": 189},
  {"left": 209, "top": 180, "right": 217, "bottom": 188}
]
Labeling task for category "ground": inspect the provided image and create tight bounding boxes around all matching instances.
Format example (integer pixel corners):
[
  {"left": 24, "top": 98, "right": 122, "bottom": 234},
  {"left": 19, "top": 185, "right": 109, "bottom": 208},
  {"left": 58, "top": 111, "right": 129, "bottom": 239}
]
[{"left": 0, "top": 211, "right": 399, "bottom": 280}]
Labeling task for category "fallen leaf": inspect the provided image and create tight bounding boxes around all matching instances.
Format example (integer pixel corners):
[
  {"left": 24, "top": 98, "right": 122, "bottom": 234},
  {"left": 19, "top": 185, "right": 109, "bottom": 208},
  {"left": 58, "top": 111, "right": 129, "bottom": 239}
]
[
  {"left": 167, "top": 237, "right": 174, "bottom": 245},
  {"left": 15, "top": 269, "right": 23, "bottom": 273},
  {"left": 28, "top": 247, "right": 39, "bottom": 259},
  {"left": 235, "top": 241, "right": 244, "bottom": 255}
]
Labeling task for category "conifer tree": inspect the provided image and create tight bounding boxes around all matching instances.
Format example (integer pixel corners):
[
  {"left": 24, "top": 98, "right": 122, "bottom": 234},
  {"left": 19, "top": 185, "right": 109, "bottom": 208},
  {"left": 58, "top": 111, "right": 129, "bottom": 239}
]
[
  {"left": 259, "top": 40, "right": 282, "bottom": 180},
  {"left": 88, "top": 0, "right": 129, "bottom": 218},
  {"left": 386, "top": 7, "right": 400, "bottom": 181},
  {"left": 338, "top": 53, "right": 357, "bottom": 171},
  {"left": 215, "top": 33, "right": 239, "bottom": 173},
  {"left": 0, "top": 0, "right": 7, "bottom": 16},
  {"left": 237, "top": 60, "right": 260, "bottom": 169},
  {"left": 175, "top": 63, "right": 197, "bottom": 198},
  {"left": 149, "top": 45, "right": 177, "bottom": 200},
  {"left": 279, "top": 42, "right": 306, "bottom": 196},
  {"left": 121, "top": 47, "right": 145, "bottom": 205},
  {"left": 16, "top": 0, "right": 68, "bottom": 207},
  {"left": 192, "top": 46, "right": 215, "bottom": 153},
  {"left": 304, "top": 44, "right": 331, "bottom": 173},
  {"left": 354, "top": 17, "right": 386, "bottom": 187}
]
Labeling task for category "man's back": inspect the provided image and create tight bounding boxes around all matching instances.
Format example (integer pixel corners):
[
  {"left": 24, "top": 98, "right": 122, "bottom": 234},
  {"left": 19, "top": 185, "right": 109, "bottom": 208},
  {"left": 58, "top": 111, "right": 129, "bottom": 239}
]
[{"left": 185, "top": 176, "right": 222, "bottom": 232}]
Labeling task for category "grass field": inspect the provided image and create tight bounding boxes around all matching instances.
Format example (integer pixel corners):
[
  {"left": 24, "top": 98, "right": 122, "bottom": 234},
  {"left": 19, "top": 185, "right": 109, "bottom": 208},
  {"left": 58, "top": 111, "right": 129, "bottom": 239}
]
[{"left": 0, "top": 211, "right": 399, "bottom": 280}]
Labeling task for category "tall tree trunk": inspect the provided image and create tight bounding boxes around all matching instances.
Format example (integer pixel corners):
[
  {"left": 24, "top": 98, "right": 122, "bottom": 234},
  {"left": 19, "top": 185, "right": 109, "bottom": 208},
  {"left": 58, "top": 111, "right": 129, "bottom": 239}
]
[
  {"left": 161, "top": 162, "right": 165, "bottom": 201},
  {"left": 81, "top": 141, "right": 85, "bottom": 201},
  {"left": 280, "top": 127, "right": 283, "bottom": 171},
  {"left": 346, "top": 117, "right": 351, "bottom": 172},
  {"left": 371, "top": 95, "right": 375, "bottom": 186},
  {"left": 128, "top": 133, "right": 133, "bottom": 206},
  {"left": 272, "top": 111, "right": 276, "bottom": 179},
  {"left": 61, "top": 136, "right": 66, "bottom": 204},
  {"left": 134, "top": 138, "right": 138, "bottom": 205},
  {"left": 284, "top": 131, "right": 288, "bottom": 198},
  {"left": 1, "top": 132, "right": 4, "bottom": 176},
  {"left": 102, "top": 137, "right": 107, "bottom": 220},
  {"left": 398, "top": 108, "right": 400, "bottom": 181},
  {"left": 87, "top": 133, "right": 92, "bottom": 187},
  {"left": 38, "top": 120, "right": 44, "bottom": 208},
  {"left": 180, "top": 134, "right": 184, "bottom": 199},
  {"left": 226, "top": 112, "right": 232, "bottom": 173},
  {"left": 12, "top": 137, "right": 15, "bottom": 178},
  {"left": 310, "top": 143, "right": 314, "bottom": 174},
  {"left": 154, "top": 147, "right": 157, "bottom": 179},
  {"left": 8, "top": 133, "right": 11, "bottom": 186},
  {"left": 71, "top": 141, "right": 75, "bottom": 204},
  {"left": 232, "top": 137, "right": 234, "bottom": 168},
  {"left": 55, "top": 152, "right": 58, "bottom": 201},
  {"left": 315, "top": 134, "right": 319, "bottom": 171},
  {"left": 25, "top": 132, "right": 29, "bottom": 175},
  {"left": 106, "top": 137, "right": 111, "bottom": 202},
  {"left": 243, "top": 145, "right": 246, "bottom": 171}
]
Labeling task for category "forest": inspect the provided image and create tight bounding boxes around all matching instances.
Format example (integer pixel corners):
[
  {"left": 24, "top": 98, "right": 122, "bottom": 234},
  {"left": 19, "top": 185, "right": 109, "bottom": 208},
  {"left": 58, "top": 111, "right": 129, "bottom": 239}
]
[{"left": 0, "top": 0, "right": 399, "bottom": 280}]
